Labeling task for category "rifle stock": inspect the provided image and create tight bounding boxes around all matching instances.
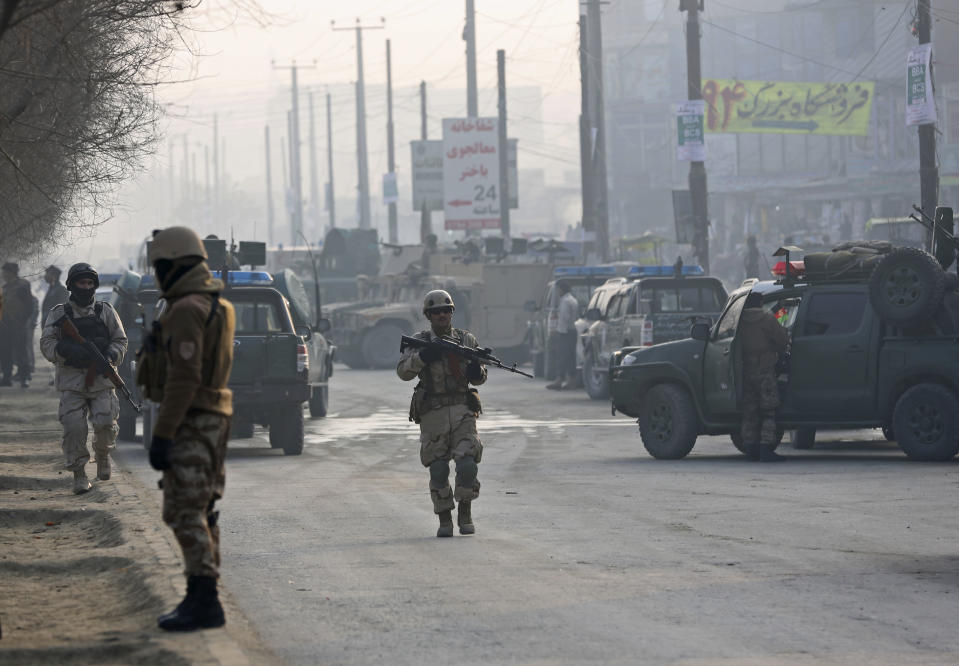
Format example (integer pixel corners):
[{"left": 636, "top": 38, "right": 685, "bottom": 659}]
[
  {"left": 400, "top": 334, "right": 533, "bottom": 378},
  {"left": 55, "top": 315, "right": 141, "bottom": 413}
]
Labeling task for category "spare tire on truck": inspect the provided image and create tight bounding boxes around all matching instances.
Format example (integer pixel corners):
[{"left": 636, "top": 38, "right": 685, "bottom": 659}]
[{"left": 868, "top": 247, "right": 945, "bottom": 325}]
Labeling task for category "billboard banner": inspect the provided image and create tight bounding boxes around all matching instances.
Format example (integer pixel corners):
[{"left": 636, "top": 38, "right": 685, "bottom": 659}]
[
  {"left": 906, "top": 44, "right": 936, "bottom": 126},
  {"left": 442, "top": 118, "right": 502, "bottom": 230},
  {"left": 412, "top": 139, "right": 518, "bottom": 213},
  {"left": 676, "top": 100, "right": 706, "bottom": 162},
  {"left": 702, "top": 78, "right": 874, "bottom": 135}
]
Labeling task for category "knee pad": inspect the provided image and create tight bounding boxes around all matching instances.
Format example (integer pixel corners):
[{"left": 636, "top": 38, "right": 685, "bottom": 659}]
[
  {"left": 455, "top": 456, "right": 478, "bottom": 484},
  {"left": 429, "top": 460, "right": 450, "bottom": 487}
]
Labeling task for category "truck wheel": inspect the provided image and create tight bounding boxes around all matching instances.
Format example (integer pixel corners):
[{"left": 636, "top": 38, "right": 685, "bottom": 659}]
[
  {"left": 881, "top": 424, "right": 895, "bottom": 441},
  {"left": 730, "top": 430, "right": 784, "bottom": 455},
  {"left": 118, "top": 403, "right": 137, "bottom": 442},
  {"left": 270, "top": 404, "right": 305, "bottom": 455},
  {"left": 789, "top": 428, "right": 816, "bottom": 449},
  {"left": 361, "top": 324, "right": 404, "bottom": 369},
  {"left": 639, "top": 384, "right": 698, "bottom": 459},
  {"left": 582, "top": 354, "right": 609, "bottom": 400},
  {"left": 868, "top": 247, "right": 945, "bottom": 324},
  {"left": 532, "top": 350, "right": 545, "bottom": 378},
  {"left": 893, "top": 383, "right": 959, "bottom": 461},
  {"left": 309, "top": 385, "right": 329, "bottom": 418}
]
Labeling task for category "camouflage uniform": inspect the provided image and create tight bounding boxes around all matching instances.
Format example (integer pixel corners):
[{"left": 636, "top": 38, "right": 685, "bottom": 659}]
[
  {"left": 397, "top": 327, "right": 487, "bottom": 514},
  {"left": 147, "top": 262, "right": 235, "bottom": 578},
  {"left": 40, "top": 300, "right": 127, "bottom": 471},
  {"left": 738, "top": 305, "right": 789, "bottom": 448}
]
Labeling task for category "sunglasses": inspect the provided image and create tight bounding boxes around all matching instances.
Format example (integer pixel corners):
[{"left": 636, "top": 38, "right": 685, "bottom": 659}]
[{"left": 429, "top": 306, "right": 453, "bottom": 315}]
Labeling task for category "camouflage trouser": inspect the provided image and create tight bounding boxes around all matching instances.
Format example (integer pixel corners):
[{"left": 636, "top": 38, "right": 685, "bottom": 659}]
[
  {"left": 162, "top": 411, "right": 230, "bottom": 578},
  {"left": 58, "top": 389, "right": 119, "bottom": 471},
  {"left": 741, "top": 364, "right": 780, "bottom": 446},
  {"left": 419, "top": 403, "right": 483, "bottom": 513}
]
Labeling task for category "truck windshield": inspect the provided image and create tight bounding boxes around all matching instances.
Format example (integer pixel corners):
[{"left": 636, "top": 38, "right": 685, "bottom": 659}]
[
  {"left": 233, "top": 300, "right": 285, "bottom": 333},
  {"left": 641, "top": 284, "right": 725, "bottom": 313}
]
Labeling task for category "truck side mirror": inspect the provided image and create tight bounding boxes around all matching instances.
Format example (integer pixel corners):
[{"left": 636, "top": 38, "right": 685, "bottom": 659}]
[
  {"left": 295, "top": 325, "right": 313, "bottom": 341},
  {"left": 690, "top": 322, "right": 710, "bottom": 341},
  {"left": 585, "top": 307, "right": 601, "bottom": 322}
]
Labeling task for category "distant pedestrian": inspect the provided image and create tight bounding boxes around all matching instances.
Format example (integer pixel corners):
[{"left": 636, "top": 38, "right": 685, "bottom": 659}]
[
  {"left": 546, "top": 279, "right": 578, "bottom": 390},
  {"left": 744, "top": 235, "right": 760, "bottom": 280},
  {"left": 0, "top": 262, "right": 34, "bottom": 387},
  {"left": 42, "top": 266, "right": 70, "bottom": 327},
  {"left": 738, "top": 291, "right": 790, "bottom": 462}
]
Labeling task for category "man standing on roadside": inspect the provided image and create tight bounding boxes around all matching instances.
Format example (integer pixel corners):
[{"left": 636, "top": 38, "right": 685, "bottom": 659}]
[
  {"left": 40, "top": 263, "right": 127, "bottom": 492},
  {"left": 546, "top": 279, "right": 579, "bottom": 390},
  {"left": 1, "top": 262, "right": 35, "bottom": 387},
  {"left": 139, "top": 226, "right": 235, "bottom": 632},
  {"left": 739, "top": 291, "right": 790, "bottom": 462},
  {"left": 42, "top": 266, "right": 70, "bottom": 326}
]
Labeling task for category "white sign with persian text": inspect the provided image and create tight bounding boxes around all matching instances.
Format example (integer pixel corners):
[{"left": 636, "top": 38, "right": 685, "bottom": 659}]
[
  {"left": 442, "top": 117, "right": 501, "bottom": 230},
  {"left": 906, "top": 43, "right": 936, "bottom": 126}
]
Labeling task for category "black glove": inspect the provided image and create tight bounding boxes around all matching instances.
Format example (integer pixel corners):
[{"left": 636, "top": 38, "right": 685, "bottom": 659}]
[
  {"left": 466, "top": 360, "right": 483, "bottom": 382},
  {"left": 419, "top": 345, "right": 442, "bottom": 364},
  {"left": 149, "top": 436, "right": 174, "bottom": 471},
  {"left": 56, "top": 339, "right": 92, "bottom": 368}
]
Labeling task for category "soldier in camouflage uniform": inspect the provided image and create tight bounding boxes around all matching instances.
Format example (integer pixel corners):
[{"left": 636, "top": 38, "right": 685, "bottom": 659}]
[
  {"left": 139, "top": 226, "right": 235, "bottom": 631},
  {"left": 738, "top": 291, "right": 790, "bottom": 462},
  {"left": 40, "top": 263, "right": 127, "bottom": 493},
  {"left": 397, "top": 289, "right": 488, "bottom": 537}
]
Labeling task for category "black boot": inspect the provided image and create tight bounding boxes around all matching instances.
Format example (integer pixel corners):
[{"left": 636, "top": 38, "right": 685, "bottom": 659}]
[
  {"left": 158, "top": 575, "right": 225, "bottom": 631},
  {"left": 436, "top": 510, "right": 454, "bottom": 537},
  {"left": 457, "top": 501, "right": 475, "bottom": 535},
  {"left": 759, "top": 445, "right": 786, "bottom": 462}
]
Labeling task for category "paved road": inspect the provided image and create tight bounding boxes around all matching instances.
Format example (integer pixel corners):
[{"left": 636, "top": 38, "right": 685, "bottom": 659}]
[{"left": 117, "top": 367, "right": 959, "bottom": 664}]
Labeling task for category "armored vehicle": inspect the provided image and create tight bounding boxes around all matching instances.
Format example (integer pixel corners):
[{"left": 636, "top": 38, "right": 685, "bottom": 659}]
[
  {"left": 609, "top": 243, "right": 959, "bottom": 461},
  {"left": 580, "top": 265, "right": 727, "bottom": 400}
]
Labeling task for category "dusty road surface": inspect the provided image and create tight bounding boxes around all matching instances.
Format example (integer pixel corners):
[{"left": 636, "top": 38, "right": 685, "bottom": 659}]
[
  {"left": 0, "top": 365, "right": 275, "bottom": 666},
  {"left": 114, "top": 365, "right": 959, "bottom": 665}
]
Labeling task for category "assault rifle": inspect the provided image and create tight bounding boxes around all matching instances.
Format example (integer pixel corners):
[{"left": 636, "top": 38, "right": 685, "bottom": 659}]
[
  {"left": 53, "top": 315, "right": 141, "bottom": 413},
  {"left": 400, "top": 335, "right": 534, "bottom": 378}
]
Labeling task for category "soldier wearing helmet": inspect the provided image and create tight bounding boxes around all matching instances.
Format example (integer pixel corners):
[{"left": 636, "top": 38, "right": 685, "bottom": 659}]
[
  {"left": 40, "top": 262, "right": 128, "bottom": 493},
  {"left": 136, "top": 226, "right": 236, "bottom": 632},
  {"left": 397, "top": 288, "right": 488, "bottom": 537}
]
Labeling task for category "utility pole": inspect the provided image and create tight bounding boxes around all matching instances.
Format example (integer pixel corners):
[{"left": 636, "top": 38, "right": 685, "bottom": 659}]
[
  {"left": 212, "top": 114, "right": 219, "bottom": 230},
  {"left": 326, "top": 91, "right": 336, "bottom": 229},
  {"left": 333, "top": 19, "right": 384, "bottom": 230},
  {"left": 273, "top": 61, "right": 316, "bottom": 245},
  {"left": 308, "top": 90, "right": 320, "bottom": 241},
  {"left": 465, "top": 0, "right": 478, "bottom": 116},
  {"left": 280, "top": 134, "right": 288, "bottom": 216},
  {"left": 386, "top": 39, "right": 398, "bottom": 243},
  {"left": 497, "top": 49, "right": 510, "bottom": 242},
  {"left": 204, "top": 144, "right": 210, "bottom": 232},
  {"left": 578, "top": 13, "right": 594, "bottom": 246},
  {"left": 287, "top": 110, "right": 294, "bottom": 241},
  {"left": 681, "top": 0, "right": 709, "bottom": 274},
  {"left": 917, "top": 0, "right": 938, "bottom": 244},
  {"left": 264, "top": 125, "right": 275, "bottom": 246},
  {"left": 420, "top": 80, "right": 431, "bottom": 243},
  {"left": 586, "top": 0, "right": 610, "bottom": 261}
]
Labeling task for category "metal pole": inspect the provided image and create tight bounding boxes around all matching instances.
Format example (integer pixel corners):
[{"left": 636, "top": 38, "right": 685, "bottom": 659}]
[
  {"left": 917, "top": 0, "right": 938, "bottom": 247},
  {"left": 309, "top": 90, "right": 320, "bottom": 241},
  {"left": 420, "top": 80, "right": 431, "bottom": 243},
  {"left": 291, "top": 65, "right": 304, "bottom": 243},
  {"left": 287, "top": 110, "right": 295, "bottom": 244},
  {"left": 497, "top": 49, "right": 510, "bottom": 242},
  {"left": 387, "top": 39, "right": 398, "bottom": 243},
  {"left": 212, "top": 114, "right": 218, "bottom": 230},
  {"left": 586, "top": 0, "right": 609, "bottom": 261},
  {"left": 683, "top": 0, "right": 709, "bottom": 274},
  {"left": 578, "top": 14, "right": 594, "bottom": 245},
  {"left": 356, "top": 26, "right": 371, "bottom": 229},
  {"left": 465, "top": 0, "right": 478, "bottom": 117},
  {"left": 264, "top": 125, "right": 275, "bottom": 246},
  {"left": 326, "top": 92, "right": 336, "bottom": 229},
  {"left": 204, "top": 144, "right": 210, "bottom": 232}
]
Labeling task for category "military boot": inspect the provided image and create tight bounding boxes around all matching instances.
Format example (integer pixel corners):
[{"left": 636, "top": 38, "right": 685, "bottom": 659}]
[
  {"left": 457, "top": 501, "right": 475, "bottom": 535},
  {"left": 73, "top": 469, "right": 91, "bottom": 494},
  {"left": 759, "top": 445, "right": 786, "bottom": 462},
  {"left": 158, "top": 575, "right": 225, "bottom": 631},
  {"left": 96, "top": 457, "right": 111, "bottom": 481},
  {"left": 436, "top": 510, "right": 454, "bottom": 538}
]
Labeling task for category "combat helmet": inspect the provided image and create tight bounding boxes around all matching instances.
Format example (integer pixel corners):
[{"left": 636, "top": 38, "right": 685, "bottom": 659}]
[
  {"left": 149, "top": 226, "right": 207, "bottom": 263},
  {"left": 423, "top": 289, "right": 455, "bottom": 315},
  {"left": 66, "top": 263, "right": 99, "bottom": 289}
]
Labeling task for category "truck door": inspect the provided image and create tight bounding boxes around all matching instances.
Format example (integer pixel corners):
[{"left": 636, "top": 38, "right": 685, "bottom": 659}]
[
  {"left": 621, "top": 284, "right": 642, "bottom": 347},
  {"left": 702, "top": 294, "right": 747, "bottom": 418},
  {"left": 786, "top": 289, "right": 873, "bottom": 419},
  {"left": 600, "top": 291, "right": 628, "bottom": 364}
]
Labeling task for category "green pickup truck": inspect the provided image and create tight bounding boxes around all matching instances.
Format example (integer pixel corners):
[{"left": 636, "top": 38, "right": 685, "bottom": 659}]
[{"left": 610, "top": 245, "right": 959, "bottom": 461}]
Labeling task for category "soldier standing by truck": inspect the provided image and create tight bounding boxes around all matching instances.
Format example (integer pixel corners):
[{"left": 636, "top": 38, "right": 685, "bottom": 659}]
[
  {"left": 397, "top": 289, "right": 488, "bottom": 537},
  {"left": 138, "top": 226, "right": 236, "bottom": 631},
  {"left": 40, "top": 263, "right": 128, "bottom": 492},
  {"left": 738, "top": 291, "right": 790, "bottom": 462}
]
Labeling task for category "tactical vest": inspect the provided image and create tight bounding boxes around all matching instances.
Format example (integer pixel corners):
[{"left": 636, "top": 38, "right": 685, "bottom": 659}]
[{"left": 65, "top": 303, "right": 110, "bottom": 351}]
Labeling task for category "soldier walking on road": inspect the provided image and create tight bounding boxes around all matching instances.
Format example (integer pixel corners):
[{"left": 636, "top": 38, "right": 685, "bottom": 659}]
[
  {"left": 397, "top": 289, "right": 488, "bottom": 537},
  {"left": 739, "top": 291, "right": 790, "bottom": 462},
  {"left": 1, "top": 262, "right": 34, "bottom": 387},
  {"left": 138, "top": 226, "right": 235, "bottom": 631},
  {"left": 40, "top": 263, "right": 128, "bottom": 492}
]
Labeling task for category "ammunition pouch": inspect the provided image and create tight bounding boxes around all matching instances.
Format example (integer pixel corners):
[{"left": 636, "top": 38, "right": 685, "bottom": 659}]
[
  {"left": 410, "top": 386, "right": 480, "bottom": 422},
  {"left": 135, "top": 322, "right": 167, "bottom": 402},
  {"left": 409, "top": 385, "right": 427, "bottom": 424}
]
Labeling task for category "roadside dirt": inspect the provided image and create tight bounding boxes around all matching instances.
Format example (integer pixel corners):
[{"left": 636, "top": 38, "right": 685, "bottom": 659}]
[{"left": 0, "top": 365, "right": 275, "bottom": 665}]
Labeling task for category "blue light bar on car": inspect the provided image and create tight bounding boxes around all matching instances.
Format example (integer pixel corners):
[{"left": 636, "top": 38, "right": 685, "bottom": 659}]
[
  {"left": 218, "top": 270, "right": 274, "bottom": 285},
  {"left": 627, "top": 265, "right": 705, "bottom": 276},
  {"left": 553, "top": 266, "right": 618, "bottom": 277}
]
